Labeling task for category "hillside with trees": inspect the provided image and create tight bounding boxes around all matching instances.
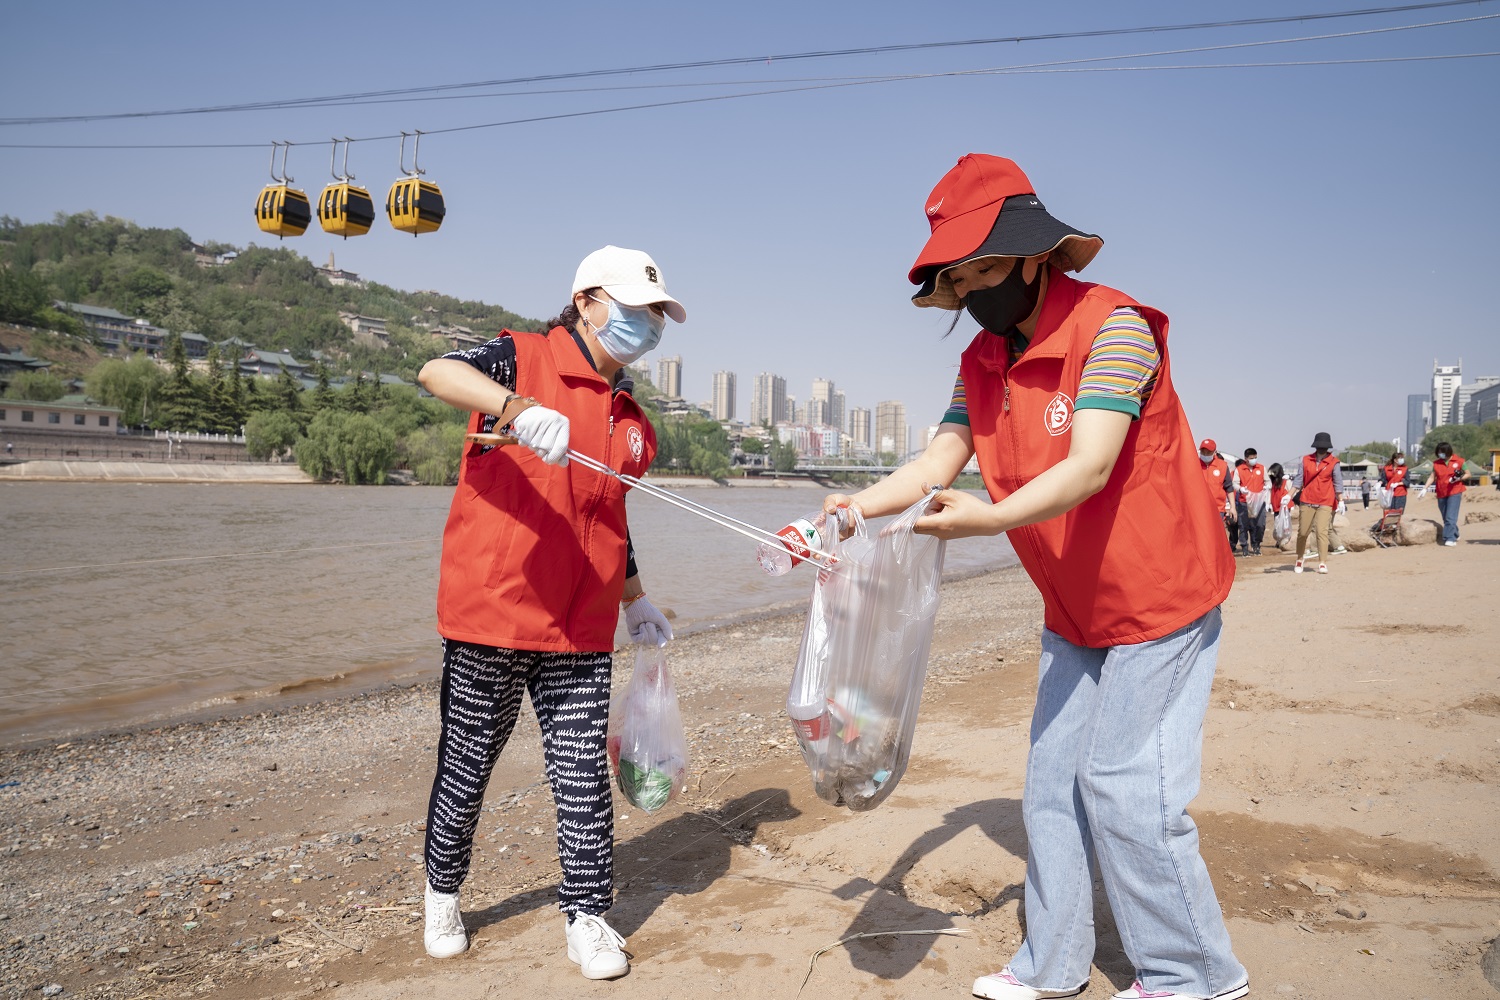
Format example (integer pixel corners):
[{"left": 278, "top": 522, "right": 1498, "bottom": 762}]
[{"left": 0, "top": 212, "right": 751, "bottom": 484}]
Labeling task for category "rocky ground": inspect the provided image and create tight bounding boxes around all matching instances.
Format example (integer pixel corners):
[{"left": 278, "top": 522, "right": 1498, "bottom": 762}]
[{"left": 2, "top": 489, "right": 1498, "bottom": 999}]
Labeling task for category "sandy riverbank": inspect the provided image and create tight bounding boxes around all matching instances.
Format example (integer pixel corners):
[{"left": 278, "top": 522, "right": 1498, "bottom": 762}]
[{"left": 2, "top": 489, "right": 1498, "bottom": 999}]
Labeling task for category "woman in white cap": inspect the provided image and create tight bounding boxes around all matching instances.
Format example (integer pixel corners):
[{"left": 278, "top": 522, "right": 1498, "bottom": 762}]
[
  {"left": 823, "top": 155, "right": 1246, "bottom": 1000},
  {"left": 415, "top": 246, "right": 685, "bottom": 979}
]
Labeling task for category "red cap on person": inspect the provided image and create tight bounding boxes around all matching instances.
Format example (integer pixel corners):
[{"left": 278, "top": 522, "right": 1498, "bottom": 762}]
[{"left": 1200, "top": 439, "right": 1217, "bottom": 452}]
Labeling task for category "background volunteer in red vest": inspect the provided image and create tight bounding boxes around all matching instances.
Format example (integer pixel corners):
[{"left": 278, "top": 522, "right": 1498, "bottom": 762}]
[
  {"left": 1198, "top": 439, "right": 1234, "bottom": 550},
  {"left": 1380, "top": 451, "right": 1410, "bottom": 511},
  {"left": 1233, "top": 447, "right": 1270, "bottom": 556},
  {"left": 1421, "top": 441, "right": 1468, "bottom": 546},
  {"left": 414, "top": 246, "right": 684, "bottom": 979},
  {"left": 821, "top": 154, "right": 1246, "bottom": 1000},
  {"left": 1268, "top": 463, "right": 1294, "bottom": 546},
  {"left": 1290, "top": 431, "right": 1343, "bottom": 575}
]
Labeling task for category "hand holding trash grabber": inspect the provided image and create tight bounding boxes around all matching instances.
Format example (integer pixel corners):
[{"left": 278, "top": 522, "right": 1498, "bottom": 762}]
[{"left": 465, "top": 433, "right": 840, "bottom": 572}]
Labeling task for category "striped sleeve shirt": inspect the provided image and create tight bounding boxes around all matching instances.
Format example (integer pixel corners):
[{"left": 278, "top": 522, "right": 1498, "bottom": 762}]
[{"left": 942, "top": 306, "right": 1159, "bottom": 425}]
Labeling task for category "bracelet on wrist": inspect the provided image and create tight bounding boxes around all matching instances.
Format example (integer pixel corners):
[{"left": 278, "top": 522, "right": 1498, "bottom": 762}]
[{"left": 620, "top": 592, "right": 646, "bottom": 607}]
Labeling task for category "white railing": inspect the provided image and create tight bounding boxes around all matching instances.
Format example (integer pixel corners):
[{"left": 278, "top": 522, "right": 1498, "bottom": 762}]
[{"left": 153, "top": 430, "right": 246, "bottom": 444}]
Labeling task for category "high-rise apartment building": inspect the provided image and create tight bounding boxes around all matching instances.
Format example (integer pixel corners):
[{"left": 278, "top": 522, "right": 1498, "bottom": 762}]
[
  {"left": 711, "top": 370, "right": 736, "bottom": 421},
  {"left": 810, "top": 378, "right": 835, "bottom": 428},
  {"left": 831, "top": 390, "right": 846, "bottom": 435},
  {"left": 750, "top": 372, "right": 787, "bottom": 426},
  {"left": 1432, "top": 360, "right": 1462, "bottom": 428},
  {"left": 849, "top": 406, "right": 871, "bottom": 448},
  {"left": 875, "top": 400, "right": 908, "bottom": 460},
  {"left": 657, "top": 355, "right": 683, "bottom": 398},
  {"left": 1405, "top": 394, "right": 1430, "bottom": 458},
  {"left": 1457, "top": 376, "right": 1500, "bottom": 424}
]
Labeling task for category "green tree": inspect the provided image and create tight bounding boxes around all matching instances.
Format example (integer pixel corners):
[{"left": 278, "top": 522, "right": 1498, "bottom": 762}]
[
  {"left": 151, "top": 333, "right": 202, "bottom": 431},
  {"left": 739, "top": 437, "right": 765, "bottom": 454},
  {"left": 403, "top": 422, "right": 467, "bottom": 485},
  {"left": 203, "top": 344, "right": 241, "bottom": 434},
  {"left": 771, "top": 430, "right": 800, "bottom": 472},
  {"left": 244, "top": 410, "right": 302, "bottom": 460},
  {"left": 1420, "top": 422, "right": 1500, "bottom": 468},
  {"left": 0, "top": 267, "right": 51, "bottom": 325},
  {"left": 120, "top": 266, "right": 173, "bottom": 322},
  {"left": 3, "top": 369, "right": 66, "bottom": 401},
  {"left": 297, "top": 410, "right": 397, "bottom": 484},
  {"left": 311, "top": 361, "right": 336, "bottom": 412},
  {"left": 1339, "top": 439, "right": 1398, "bottom": 463},
  {"left": 86, "top": 353, "right": 164, "bottom": 427}
]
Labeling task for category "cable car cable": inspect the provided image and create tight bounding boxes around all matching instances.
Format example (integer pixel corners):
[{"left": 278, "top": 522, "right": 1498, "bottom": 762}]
[
  {"left": 1, "top": 19, "right": 1495, "bottom": 151},
  {"left": 0, "top": 0, "right": 1490, "bottom": 126}
]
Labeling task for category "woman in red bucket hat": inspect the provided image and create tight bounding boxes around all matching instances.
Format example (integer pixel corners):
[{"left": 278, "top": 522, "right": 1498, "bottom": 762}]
[{"left": 824, "top": 155, "right": 1245, "bottom": 1000}]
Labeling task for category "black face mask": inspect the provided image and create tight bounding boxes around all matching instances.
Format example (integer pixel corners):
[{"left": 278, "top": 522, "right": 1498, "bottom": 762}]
[{"left": 964, "top": 259, "right": 1040, "bottom": 334}]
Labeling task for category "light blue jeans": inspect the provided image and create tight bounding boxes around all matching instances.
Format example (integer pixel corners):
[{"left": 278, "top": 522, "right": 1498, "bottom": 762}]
[
  {"left": 1436, "top": 494, "right": 1462, "bottom": 543},
  {"left": 1006, "top": 608, "right": 1246, "bottom": 997}
]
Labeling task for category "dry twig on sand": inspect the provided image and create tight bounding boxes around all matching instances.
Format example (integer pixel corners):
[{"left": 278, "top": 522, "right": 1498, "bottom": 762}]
[
  {"left": 305, "top": 918, "right": 364, "bottom": 953},
  {"left": 797, "top": 927, "right": 969, "bottom": 996}
]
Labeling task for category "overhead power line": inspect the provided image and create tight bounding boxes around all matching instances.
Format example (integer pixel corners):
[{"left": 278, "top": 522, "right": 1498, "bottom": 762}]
[
  {"left": 0, "top": 12, "right": 1494, "bottom": 150},
  {"left": 0, "top": 0, "right": 1491, "bottom": 126}
]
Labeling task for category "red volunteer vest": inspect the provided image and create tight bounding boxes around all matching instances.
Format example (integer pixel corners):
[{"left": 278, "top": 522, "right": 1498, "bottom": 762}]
[
  {"left": 437, "top": 328, "right": 658, "bottom": 652},
  {"left": 1271, "top": 484, "right": 1289, "bottom": 510},
  {"left": 1203, "top": 456, "right": 1229, "bottom": 515},
  {"left": 960, "top": 268, "right": 1234, "bottom": 648},
  {"left": 1299, "top": 454, "right": 1339, "bottom": 507},
  {"left": 1433, "top": 455, "right": 1468, "bottom": 498},
  {"left": 1238, "top": 463, "right": 1266, "bottom": 496},
  {"left": 1383, "top": 463, "right": 1408, "bottom": 496}
]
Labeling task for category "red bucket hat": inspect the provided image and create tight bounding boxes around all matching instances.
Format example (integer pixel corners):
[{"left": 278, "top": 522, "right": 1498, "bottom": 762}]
[{"left": 908, "top": 154, "right": 1103, "bottom": 310}]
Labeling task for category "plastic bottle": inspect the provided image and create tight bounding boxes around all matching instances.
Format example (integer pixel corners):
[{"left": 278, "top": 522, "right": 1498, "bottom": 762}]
[{"left": 756, "top": 512, "right": 828, "bottom": 576}]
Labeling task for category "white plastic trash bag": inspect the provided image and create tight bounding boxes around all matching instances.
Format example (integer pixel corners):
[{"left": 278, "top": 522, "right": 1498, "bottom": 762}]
[
  {"left": 607, "top": 645, "right": 689, "bottom": 813},
  {"left": 786, "top": 494, "right": 946, "bottom": 811},
  {"left": 1273, "top": 505, "right": 1292, "bottom": 542}
]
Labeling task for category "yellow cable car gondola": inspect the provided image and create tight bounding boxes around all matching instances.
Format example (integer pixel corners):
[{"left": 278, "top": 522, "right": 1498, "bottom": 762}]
[
  {"left": 317, "top": 137, "right": 375, "bottom": 239},
  {"left": 254, "top": 141, "right": 311, "bottom": 239},
  {"left": 386, "top": 131, "right": 445, "bottom": 236}
]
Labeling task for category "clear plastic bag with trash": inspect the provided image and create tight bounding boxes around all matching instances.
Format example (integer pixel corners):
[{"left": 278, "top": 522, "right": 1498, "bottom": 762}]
[
  {"left": 607, "top": 645, "right": 689, "bottom": 814},
  {"left": 786, "top": 493, "right": 946, "bottom": 811}
]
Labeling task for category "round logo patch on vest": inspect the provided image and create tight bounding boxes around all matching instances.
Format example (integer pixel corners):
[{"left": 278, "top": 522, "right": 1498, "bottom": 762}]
[
  {"left": 627, "top": 425, "right": 645, "bottom": 463},
  {"left": 1044, "top": 391, "right": 1074, "bottom": 436}
]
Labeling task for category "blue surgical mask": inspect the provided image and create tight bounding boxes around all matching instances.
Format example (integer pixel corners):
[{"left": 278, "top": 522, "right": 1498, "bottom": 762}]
[{"left": 587, "top": 295, "right": 664, "bottom": 365}]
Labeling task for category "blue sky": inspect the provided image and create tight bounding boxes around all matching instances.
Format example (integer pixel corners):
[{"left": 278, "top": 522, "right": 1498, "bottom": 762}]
[{"left": 3, "top": 0, "right": 1497, "bottom": 465}]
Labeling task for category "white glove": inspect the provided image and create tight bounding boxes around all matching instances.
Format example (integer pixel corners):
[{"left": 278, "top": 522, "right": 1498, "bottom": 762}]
[
  {"left": 1336, "top": 500, "right": 1347, "bottom": 516},
  {"left": 510, "top": 405, "right": 570, "bottom": 466},
  {"left": 623, "top": 595, "right": 673, "bottom": 647},
  {"left": 1419, "top": 484, "right": 1430, "bottom": 499}
]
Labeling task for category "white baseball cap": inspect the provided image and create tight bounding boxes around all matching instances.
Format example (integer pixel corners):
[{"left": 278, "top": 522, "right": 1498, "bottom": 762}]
[{"left": 572, "top": 245, "right": 686, "bottom": 323}]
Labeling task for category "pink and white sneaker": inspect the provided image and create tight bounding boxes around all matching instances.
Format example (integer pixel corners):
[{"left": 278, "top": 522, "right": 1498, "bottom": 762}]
[
  {"left": 1112, "top": 980, "right": 1249, "bottom": 1000},
  {"left": 972, "top": 966, "right": 1085, "bottom": 1000}
]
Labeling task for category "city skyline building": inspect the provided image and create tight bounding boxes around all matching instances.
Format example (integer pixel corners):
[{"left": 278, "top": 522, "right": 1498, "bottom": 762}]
[
  {"left": 657, "top": 355, "right": 683, "bottom": 398},
  {"left": 849, "top": 406, "right": 871, "bottom": 448},
  {"left": 1457, "top": 376, "right": 1500, "bottom": 425},
  {"left": 875, "top": 400, "right": 908, "bottom": 459},
  {"left": 750, "top": 371, "right": 786, "bottom": 426},
  {"left": 1469, "top": 382, "right": 1500, "bottom": 425},
  {"left": 1405, "top": 393, "right": 1429, "bottom": 458},
  {"left": 1432, "top": 360, "right": 1462, "bottom": 428},
  {"left": 711, "top": 370, "right": 736, "bottom": 421},
  {"left": 831, "top": 389, "right": 846, "bottom": 436}
]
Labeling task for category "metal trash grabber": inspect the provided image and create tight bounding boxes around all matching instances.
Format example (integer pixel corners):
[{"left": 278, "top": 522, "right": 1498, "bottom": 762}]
[{"left": 465, "top": 432, "right": 839, "bottom": 571}]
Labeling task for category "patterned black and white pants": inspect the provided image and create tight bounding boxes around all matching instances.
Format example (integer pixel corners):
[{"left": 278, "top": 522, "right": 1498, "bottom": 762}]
[{"left": 424, "top": 639, "right": 615, "bottom": 916}]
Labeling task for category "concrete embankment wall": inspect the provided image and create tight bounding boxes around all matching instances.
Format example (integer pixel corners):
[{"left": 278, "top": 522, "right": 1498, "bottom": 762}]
[{"left": 0, "top": 460, "right": 313, "bottom": 484}]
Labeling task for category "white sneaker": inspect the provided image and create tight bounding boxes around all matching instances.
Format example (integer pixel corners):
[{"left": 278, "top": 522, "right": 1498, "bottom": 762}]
[
  {"left": 424, "top": 883, "right": 468, "bottom": 959},
  {"left": 973, "top": 966, "right": 1084, "bottom": 999},
  {"left": 1444, "top": 540, "right": 1457, "bottom": 546},
  {"left": 565, "top": 913, "right": 628, "bottom": 979},
  {"left": 1316, "top": 563, "right": 1328, "bottom": 574},
  {"left": 1293, "top": 559, "right": 1304, "bottom": 574}
]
